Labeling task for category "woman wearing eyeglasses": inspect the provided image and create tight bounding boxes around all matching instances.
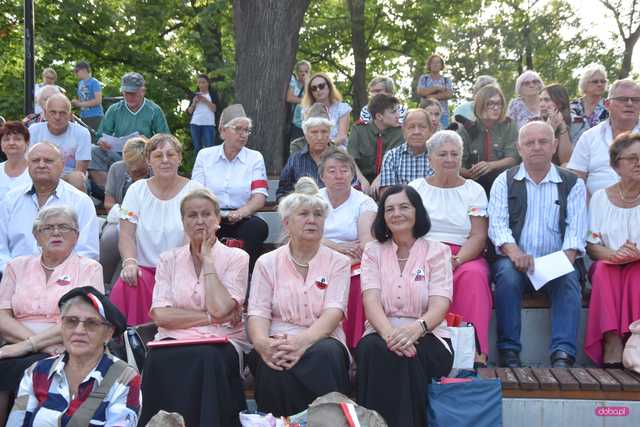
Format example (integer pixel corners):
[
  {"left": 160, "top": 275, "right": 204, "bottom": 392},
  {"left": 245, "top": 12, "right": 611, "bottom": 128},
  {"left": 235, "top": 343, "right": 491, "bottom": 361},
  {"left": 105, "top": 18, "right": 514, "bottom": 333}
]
[
  {"left": 301, "top": 72, "right": 351, "bottom": 147},
  {"left": 192, "top": 104, "right": 269, "bottom": 274},
  {"left": 110, "top": 133, "right": 203, "bottom": 325},
  {"left": 7, "top": 287, "right": 141, "bottom": 427},
  {"left": 457, "top": 85, "right": 519, "bottom": 194},
  {"left": 0, "top": 206, "right": 104, "bottom": 426},
  {"left": 507, "top": 70, "right": 545, "bottom": 130},
  {"left": 570, "top": 63, "right": 609, "bottom": 141},
  {"left": 585, "top": 132, "right": 640, "bottom": 368}
]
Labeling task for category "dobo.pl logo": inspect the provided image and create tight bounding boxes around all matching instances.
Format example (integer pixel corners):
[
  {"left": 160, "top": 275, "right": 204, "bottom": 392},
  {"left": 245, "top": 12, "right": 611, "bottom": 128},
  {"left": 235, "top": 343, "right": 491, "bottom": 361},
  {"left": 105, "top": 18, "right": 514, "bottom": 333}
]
[{"left": 594, "top": 406, "right": 629, "bottom": 417}]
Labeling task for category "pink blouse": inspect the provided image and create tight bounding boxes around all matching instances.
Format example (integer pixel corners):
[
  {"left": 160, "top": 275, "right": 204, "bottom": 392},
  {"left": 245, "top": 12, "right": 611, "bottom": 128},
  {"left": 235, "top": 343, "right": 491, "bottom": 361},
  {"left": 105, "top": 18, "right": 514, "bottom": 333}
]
[
  {"left": 361, "top": 239, "right": 453, "bottom": 338},
  {"left": 151, "top": 243, "right": 250, "bottom": 354},
  {"left": 248, "top": 244, "right": 350, "bottom": 345},
  {"left": 0, "top": 254, "right": 104, "bottom": 323}
]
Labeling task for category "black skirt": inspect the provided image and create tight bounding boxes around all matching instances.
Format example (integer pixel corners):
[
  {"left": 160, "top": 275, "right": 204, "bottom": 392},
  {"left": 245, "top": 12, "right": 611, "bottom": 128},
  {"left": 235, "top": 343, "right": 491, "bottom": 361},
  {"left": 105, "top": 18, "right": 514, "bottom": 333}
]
[
  {"left": 0, "top": 352, "right": 49, "bottom": 392},
  {"left": 247, "top": 337, "right": 351, "bottom": 417},
  {"left": 356, "top": 333, "right": 453, "bottom": 427},
  {"left": 138, "top": 343, "right": 246, "bottom": 427}
]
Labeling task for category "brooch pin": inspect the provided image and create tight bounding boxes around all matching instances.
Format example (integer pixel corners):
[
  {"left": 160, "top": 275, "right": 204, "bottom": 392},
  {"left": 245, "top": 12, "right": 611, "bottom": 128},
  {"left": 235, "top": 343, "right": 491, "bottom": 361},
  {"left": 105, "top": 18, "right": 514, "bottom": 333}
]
[
  {"left": 414, "top": 268, "right": 425, "bottom": 282},
  {"left": 315, "top": 276, "right": 328, "bottom": 290},
  {"left": 57, "top": 275, "right": 72, "bottom": 286}
]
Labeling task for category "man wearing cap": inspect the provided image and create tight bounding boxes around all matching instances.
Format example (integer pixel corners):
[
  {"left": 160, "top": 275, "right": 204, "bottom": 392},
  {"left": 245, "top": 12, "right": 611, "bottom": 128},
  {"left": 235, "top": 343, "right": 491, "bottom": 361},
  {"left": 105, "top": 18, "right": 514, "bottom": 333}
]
[
  {"left": 191, "top": 104, "right": 269, "bottom": 272},
  {"left": 89, "top": 72, "right": 170, "bottom": 189},
  {"left": 347, "top": 94, "right": 404, "bottom": 196}
]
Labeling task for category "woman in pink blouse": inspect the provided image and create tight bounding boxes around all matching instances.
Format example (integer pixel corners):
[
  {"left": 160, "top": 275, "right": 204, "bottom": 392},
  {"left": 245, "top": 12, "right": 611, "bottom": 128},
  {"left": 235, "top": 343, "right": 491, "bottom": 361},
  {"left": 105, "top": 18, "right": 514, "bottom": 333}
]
[
  {"left": 0, "top": 205, "right": 103, "bottom": 426},
  {"left": 139, "top": 189, "right": 249, "bottom": 427},
  {"left": 247, "top": 177, "right": 351, "bottom": 417},
  {"left": 357, "top": 185, "right": 453, "bottom": 427}
]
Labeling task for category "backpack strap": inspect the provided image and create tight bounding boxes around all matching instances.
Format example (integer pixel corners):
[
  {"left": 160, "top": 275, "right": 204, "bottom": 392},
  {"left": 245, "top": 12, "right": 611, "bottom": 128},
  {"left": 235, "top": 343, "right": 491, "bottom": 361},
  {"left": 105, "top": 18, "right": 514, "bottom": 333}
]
[{"left": 65, "top": 359, "right": 132, "bottom": 427}]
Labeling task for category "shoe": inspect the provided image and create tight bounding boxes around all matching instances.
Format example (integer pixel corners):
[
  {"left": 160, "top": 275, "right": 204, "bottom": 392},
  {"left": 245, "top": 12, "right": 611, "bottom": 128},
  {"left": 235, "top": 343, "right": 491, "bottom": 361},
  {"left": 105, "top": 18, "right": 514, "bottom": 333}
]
[
  {"left": 473, "top": 361, "right": 488, "bottom": 369},
  {"left": 550, "top": 350, "right": 575, "bottom": 368},
  {"left": 602, "top": 362, "right": 623, "bottom": 369},
  {"left": 499, "top": 350, "right": 521, "bottom": 368}
]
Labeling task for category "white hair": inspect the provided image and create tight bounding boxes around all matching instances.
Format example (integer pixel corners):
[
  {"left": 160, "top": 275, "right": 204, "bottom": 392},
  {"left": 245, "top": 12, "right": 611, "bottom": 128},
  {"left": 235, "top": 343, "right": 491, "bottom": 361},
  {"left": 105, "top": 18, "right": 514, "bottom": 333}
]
[
  {"left": 579, "top": 63, "right": 608, "bottom": 95},
  {"left": 32, "top": 205, "right": 79, "bottom": 235},
  {"left": 427, "top": 130, "right": 463, "bottom": 155},
  {"left": 517, "top": 121, "right": 554, "bottom": 144},
  {"left": 302, "top": 117, "right": 332, "bottom": 135},
  {"left": 514, "top": 70, "right": 544, "bottom": 96}
]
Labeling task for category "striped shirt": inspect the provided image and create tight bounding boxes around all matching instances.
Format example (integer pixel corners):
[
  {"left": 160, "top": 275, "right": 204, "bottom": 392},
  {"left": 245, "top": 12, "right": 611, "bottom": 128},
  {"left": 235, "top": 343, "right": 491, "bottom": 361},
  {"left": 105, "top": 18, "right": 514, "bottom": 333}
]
[
  {"left": 379, "top": 143, "right": 433, "bottom": 187},
  {"left": 488, "top": 164, "right": 587, "bottom": 258},
  {"left": 7, "top": 352, "right": 141, "bottom": 427}
]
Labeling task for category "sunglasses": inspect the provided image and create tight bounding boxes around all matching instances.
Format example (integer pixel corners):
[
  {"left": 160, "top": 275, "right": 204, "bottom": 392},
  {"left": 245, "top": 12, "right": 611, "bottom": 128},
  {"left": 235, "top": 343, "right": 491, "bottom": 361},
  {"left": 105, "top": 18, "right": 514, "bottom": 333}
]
[
  {"left": 310, "top": 82, "right": 327, "bottom": 92},
  {"left": 589, "top": 79, "right": 607, "bottom": 85},
  {"left": 61, "top": 316, "right": 111, "bottom": 332},
  {"left": 522, "top": 80, "right": 542, "bottom": 87}
]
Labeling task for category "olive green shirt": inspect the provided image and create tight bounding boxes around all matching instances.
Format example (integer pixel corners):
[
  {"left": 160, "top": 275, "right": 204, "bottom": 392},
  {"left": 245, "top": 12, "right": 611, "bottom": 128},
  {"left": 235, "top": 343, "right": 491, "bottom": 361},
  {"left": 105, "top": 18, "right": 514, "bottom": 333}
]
[
  {"left": 457, "top": 118, "right": 519, "bottom": 169},
  {"left": 347, "top": 121, "right": 404, "bottom": 182}
]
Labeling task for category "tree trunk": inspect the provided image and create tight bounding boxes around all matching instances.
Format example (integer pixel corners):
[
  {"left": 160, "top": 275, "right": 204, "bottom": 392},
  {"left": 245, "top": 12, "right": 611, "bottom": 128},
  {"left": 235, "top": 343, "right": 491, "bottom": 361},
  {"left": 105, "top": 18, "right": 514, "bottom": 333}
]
[
  {"left": 232, "top": 0, "right": 310, "bottom": 175},
  {"left": 619, "top": 31, "right": 640, "bottom": 78},
  {"left": 347, "top": 0, "right": 367, "bottom": 119}
]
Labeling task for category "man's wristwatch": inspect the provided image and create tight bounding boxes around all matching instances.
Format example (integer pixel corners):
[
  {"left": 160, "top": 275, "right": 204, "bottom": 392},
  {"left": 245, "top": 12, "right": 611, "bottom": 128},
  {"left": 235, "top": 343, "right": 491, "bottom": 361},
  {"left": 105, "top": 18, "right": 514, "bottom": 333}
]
[{"left": 418, "top": 319, "right": 430, "bottom": 337}]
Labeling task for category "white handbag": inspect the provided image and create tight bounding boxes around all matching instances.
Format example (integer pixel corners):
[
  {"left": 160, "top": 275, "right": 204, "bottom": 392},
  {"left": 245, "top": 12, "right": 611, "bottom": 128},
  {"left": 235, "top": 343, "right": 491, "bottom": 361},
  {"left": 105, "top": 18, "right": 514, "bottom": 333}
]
[
  {"left": 623, "top": 319, "right": 640, "bottom": 374},
  {"left": 447, "top": 323, "right": 476, "bottom": 370}
]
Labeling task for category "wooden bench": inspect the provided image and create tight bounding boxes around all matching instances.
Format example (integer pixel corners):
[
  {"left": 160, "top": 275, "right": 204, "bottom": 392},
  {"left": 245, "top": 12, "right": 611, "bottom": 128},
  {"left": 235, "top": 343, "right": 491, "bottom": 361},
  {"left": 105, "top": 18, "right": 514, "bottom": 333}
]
[{"left": 478, "top": 367, "right": 640, "bottom": 401}]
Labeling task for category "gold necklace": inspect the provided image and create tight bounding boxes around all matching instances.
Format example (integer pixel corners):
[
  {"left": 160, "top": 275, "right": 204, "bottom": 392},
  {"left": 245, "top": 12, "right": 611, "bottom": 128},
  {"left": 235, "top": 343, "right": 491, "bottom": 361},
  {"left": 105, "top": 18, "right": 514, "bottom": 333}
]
[{"left": 618, "top": 182, "right": 640, "bottom": 203}]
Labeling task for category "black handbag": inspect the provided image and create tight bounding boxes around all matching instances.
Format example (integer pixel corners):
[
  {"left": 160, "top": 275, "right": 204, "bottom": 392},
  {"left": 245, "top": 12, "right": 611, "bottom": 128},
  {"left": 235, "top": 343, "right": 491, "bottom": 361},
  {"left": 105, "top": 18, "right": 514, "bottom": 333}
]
[{"left": 107, "top": 327, "right": 148, "bottom": 372}]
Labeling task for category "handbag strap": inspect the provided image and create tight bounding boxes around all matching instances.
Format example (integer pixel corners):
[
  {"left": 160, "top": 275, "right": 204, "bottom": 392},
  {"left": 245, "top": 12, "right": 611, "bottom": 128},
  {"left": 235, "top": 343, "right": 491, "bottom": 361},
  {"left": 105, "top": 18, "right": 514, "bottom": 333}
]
[
  {"left": 124, "top": 330, "right": 137, "bottom": 369},
  {"left": 66, "top": 359, "right": 130, "bottom": 427}
]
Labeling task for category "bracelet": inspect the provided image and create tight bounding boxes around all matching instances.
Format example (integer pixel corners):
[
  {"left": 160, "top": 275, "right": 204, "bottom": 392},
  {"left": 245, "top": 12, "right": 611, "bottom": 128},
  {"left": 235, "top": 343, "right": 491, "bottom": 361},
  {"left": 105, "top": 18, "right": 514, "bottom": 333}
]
[
  {"left": 122, "top": 258, "right": 138, "bottom": 266},
  {"left": 26, "top": 336, "right": 37, "bottom": 352},
  {"left": 418, "top": 319, "right": 429, "bottom": 336}
]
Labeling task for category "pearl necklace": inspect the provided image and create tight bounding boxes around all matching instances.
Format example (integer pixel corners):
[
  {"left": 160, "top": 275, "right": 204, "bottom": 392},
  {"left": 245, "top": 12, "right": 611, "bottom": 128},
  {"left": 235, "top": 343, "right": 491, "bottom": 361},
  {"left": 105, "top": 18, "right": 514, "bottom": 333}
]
[
  {"left": 40, "top": 259, "right": 57, "bottom": 271},
  {"left": 290, "top": 254, "right": 310, "bottom": 268},
  {"left": 618, "top": 183, "right": 640, "bottom": 203}
]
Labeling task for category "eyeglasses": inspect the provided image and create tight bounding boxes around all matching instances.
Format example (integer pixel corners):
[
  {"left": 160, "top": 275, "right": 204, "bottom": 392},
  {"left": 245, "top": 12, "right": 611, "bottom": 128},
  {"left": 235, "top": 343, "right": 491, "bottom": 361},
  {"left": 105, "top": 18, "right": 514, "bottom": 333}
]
[
  {"left": 61, "top": 316, "right": 111, "bottom": 332},
  {"left": 150, "top": 151, "right": 180, "bottom": 161},
  {"left": 522, "top": 80, "right": 542, "bottom": 87},
  {"left": 310, "top": 82, "right": 327, "bottom": 92},
  {"left": 229, "top": 126, "right": 252, "bottom": 136},
  {"left": 486, "top": 101, "right": 503, "bottom": 109},
  {"left": 610, "top": 96, "right": 640, "bottom": 104},
  {"left": 617, "top": 155, "right": 640, "bottom": 164},
  {"left": 38, "top": 224, "right": 77, "bottom": 234},
  {"left": 589, "top": 79, "right": 607, "bottom": 85}
]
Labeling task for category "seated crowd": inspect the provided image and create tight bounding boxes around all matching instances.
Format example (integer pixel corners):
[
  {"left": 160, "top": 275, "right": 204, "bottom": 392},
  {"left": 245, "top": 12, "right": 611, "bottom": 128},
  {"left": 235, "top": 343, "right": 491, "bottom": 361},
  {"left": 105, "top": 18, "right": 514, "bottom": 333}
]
[{"left": 0, "top": 58, "right": 639, "bottom": 427}]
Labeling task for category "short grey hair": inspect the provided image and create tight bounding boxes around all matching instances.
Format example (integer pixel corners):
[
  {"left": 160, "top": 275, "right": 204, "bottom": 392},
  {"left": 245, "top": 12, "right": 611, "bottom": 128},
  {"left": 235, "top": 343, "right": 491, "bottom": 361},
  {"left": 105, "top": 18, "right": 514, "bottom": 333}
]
[
  {"left": 32, "top": 205, "right": 79, "bottom": 235},
  {"left": 318, "top": 147, "right": 357, "bottom": 178},
  {"left": 579, "top": 63, "right": 608, "bottom": 95},
  {"left": 302, "top": 117, "right": 332, "bottom": 135},
  {"left": 608, "top": 79, "right": 640, "bottom": 99},
  {"left": 222, "top": 116, "right": 253, "bottom": 130},
  {"left": 427, "top": 130, "right": 463, "bottom": 155},
  {"left": 45, "top": 93, "right": 72, "bottom": 113},
  {"left": 368, "top": 76, "right": 396, "bottom": 94},
  {"left": 60, "top": 296, "right": 95, "bottom": 317},
  {"left": 514, "top": 70, "right": 544, "bottom": 96},
  {"left": 36, "top": 85, "right": 62, "bottom": 109},
  {"left": 472, "top": 75, "right": 499, "bottom": 95},
  {"left": 518, "top": 121, "right": 555, "bottom": 144},
  {"left": 278, "top": 177, "right": 329, "bottom": 221}
]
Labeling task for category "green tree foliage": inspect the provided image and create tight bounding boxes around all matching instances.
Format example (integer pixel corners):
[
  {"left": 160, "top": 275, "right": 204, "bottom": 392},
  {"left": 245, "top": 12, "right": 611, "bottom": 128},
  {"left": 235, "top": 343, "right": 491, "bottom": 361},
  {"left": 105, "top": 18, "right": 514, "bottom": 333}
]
[{"left": 440, "top": 0, "right": 619, "bottom": 104}]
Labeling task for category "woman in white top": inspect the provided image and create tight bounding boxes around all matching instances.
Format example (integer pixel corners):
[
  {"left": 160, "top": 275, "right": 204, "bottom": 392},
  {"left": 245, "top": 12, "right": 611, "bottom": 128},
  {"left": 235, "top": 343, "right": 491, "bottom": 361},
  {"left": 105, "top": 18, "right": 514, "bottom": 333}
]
[
  {"left": 318, "top": 147, "right": 376, "bottom": 348},
  {"left": 192, "top": 104, "right": 269, "bottom": 272},
  {"left": 110, "top": 133, "right": 203, "bottom": 325},
  {"left": 187, "top": 74, "right": 218, "bottom": 154},
  {"left": 301, "top": 72, "right": 351, "bottom": 146},
  {"left": 0, "top": 122, "right": 31, "bottom": 200},
  {"left": 409, "top": 130, "right": 492, "bottom": 366},
  {"left": 585, "top": 132, "right": 640, "bottom": 368}
]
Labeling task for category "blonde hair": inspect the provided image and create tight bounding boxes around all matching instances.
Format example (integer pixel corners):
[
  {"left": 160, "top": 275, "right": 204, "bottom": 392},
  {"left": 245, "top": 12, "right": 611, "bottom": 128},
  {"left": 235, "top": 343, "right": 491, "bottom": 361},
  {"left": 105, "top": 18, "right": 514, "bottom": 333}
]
[
  {"left": 278, "top": 177, "right": 329, "bottom": 221},
  {"left": 474, "top": 85, "right": 507, "bottom": 122},
  {"left": 302, "top": 72, "right": 343, "bottom": 108},
  {"left": 180, "top": 188, "right": 220, "bottom": 218},
  {"left": 122, "top": 137, "right": 148, "bottom": 163},
  {"left": 144, "top": 134, "right": 183, "bottom": 160}
]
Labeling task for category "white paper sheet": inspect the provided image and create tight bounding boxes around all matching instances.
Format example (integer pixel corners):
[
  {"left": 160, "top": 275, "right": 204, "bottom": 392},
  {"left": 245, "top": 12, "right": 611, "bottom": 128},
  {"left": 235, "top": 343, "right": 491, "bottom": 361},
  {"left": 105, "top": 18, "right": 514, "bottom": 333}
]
[
  {"left": 526, "top": 250, "right": 575, "bottom": 291},
  {"left": 101, "top": 132, "right": 140, "bottom": 152}
]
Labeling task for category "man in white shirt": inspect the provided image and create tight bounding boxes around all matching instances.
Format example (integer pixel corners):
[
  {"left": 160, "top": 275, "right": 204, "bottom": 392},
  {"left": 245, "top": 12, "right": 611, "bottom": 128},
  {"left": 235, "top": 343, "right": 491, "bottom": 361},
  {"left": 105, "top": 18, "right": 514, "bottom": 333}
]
[
  {"left": 567, "top": 79, "right": 640, "bottom": 195},
  {"left": 0, "top": 142, "right": 99, "bottom": 274},
  {"left": 29, "top": 93, "right": 92, "bottom": 193}
]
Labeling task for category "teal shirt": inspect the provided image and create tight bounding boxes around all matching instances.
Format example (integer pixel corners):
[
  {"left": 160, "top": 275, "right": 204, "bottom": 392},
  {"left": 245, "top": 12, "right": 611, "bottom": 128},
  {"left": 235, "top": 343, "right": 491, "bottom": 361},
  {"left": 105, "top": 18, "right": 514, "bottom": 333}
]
[{"left": 97, "top": 98, "right": 169, "bottom": 141}]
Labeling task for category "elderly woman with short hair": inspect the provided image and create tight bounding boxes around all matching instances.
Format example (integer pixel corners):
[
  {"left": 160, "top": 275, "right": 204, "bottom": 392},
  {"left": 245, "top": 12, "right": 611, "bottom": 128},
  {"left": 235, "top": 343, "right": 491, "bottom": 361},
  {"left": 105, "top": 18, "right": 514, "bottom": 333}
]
[
  {"left": 318, "top": 147, "right": 377, "bottom": 348},
  {"left": 0, "top": 205, "right": 104, "bottom": 425},
  {"left": 508, "top": 70, "right": 545, "bottom": 129},
  {"left": 571, "top": 63, "right": 609, "bottom": 139},
  {"left": 192, "top": 104, "right": 269, "bottom": 272},
  {"left": 585, "top": 132, "right": 640, "bottom": 367},
  {"left": 458, "top": 85, "right": 519, "bottom": 193},
  {"left": 248, "top": 177, "right": 351, "bottom": 417},
  {"left": 110, "top": 133, "right": 203, "bottom": 325},
  {"left": 410, "top": 130, "right": 492, "bottom": 366},
  {"left": 139, "top": 189, "right": 249, "bottom": 427},
  {"left": 7, "top": 287, "right": 140, "bottom": 427}
]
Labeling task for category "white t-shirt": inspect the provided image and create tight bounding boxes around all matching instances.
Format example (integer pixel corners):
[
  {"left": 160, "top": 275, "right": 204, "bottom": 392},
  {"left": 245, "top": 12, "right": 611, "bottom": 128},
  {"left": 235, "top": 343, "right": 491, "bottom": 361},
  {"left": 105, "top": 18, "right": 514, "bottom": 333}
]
[
  {"left": 0, "top": 162, "right": 31, "bottom": 201},
  {"left": 120, "top": 179, "right": 204, "bottom": 267},
  {"left": 320, "top": 188, "right": 377, "bottom": 243},
  {"left": 587, "top": 188, "right": 640, "bottom": 250},
  {"left": 28, "top": 122, "right": 92, "bottom": 175},
  {"left": 567, "top": 120, "right": 640, "bottom": 195},
  {"left": 409, "top": 178, "right": 488, "bottom": 246},
  {"left": 190, "top": 93, "right": 216, "bottom": 126}
]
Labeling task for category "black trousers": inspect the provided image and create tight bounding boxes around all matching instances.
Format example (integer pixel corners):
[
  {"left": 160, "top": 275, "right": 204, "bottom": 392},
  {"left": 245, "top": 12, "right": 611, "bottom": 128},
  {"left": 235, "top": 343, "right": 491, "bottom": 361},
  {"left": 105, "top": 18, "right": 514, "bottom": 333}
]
[
  {"left": 356, "top": 333, "right": 453, "bottom": 427},
  {"left": 218, "top": 215, "right": 269, "bottom": 274}
]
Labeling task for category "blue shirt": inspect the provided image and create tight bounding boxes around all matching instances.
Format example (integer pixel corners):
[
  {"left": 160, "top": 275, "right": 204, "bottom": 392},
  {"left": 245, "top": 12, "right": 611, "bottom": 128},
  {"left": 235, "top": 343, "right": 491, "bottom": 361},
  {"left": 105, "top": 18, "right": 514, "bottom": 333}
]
[
  {"left": 77, "top": 77, "right": 104, "bottom": 118},
  {"left": 488, "top": 164, "right": 588, "bottom": 258}
]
